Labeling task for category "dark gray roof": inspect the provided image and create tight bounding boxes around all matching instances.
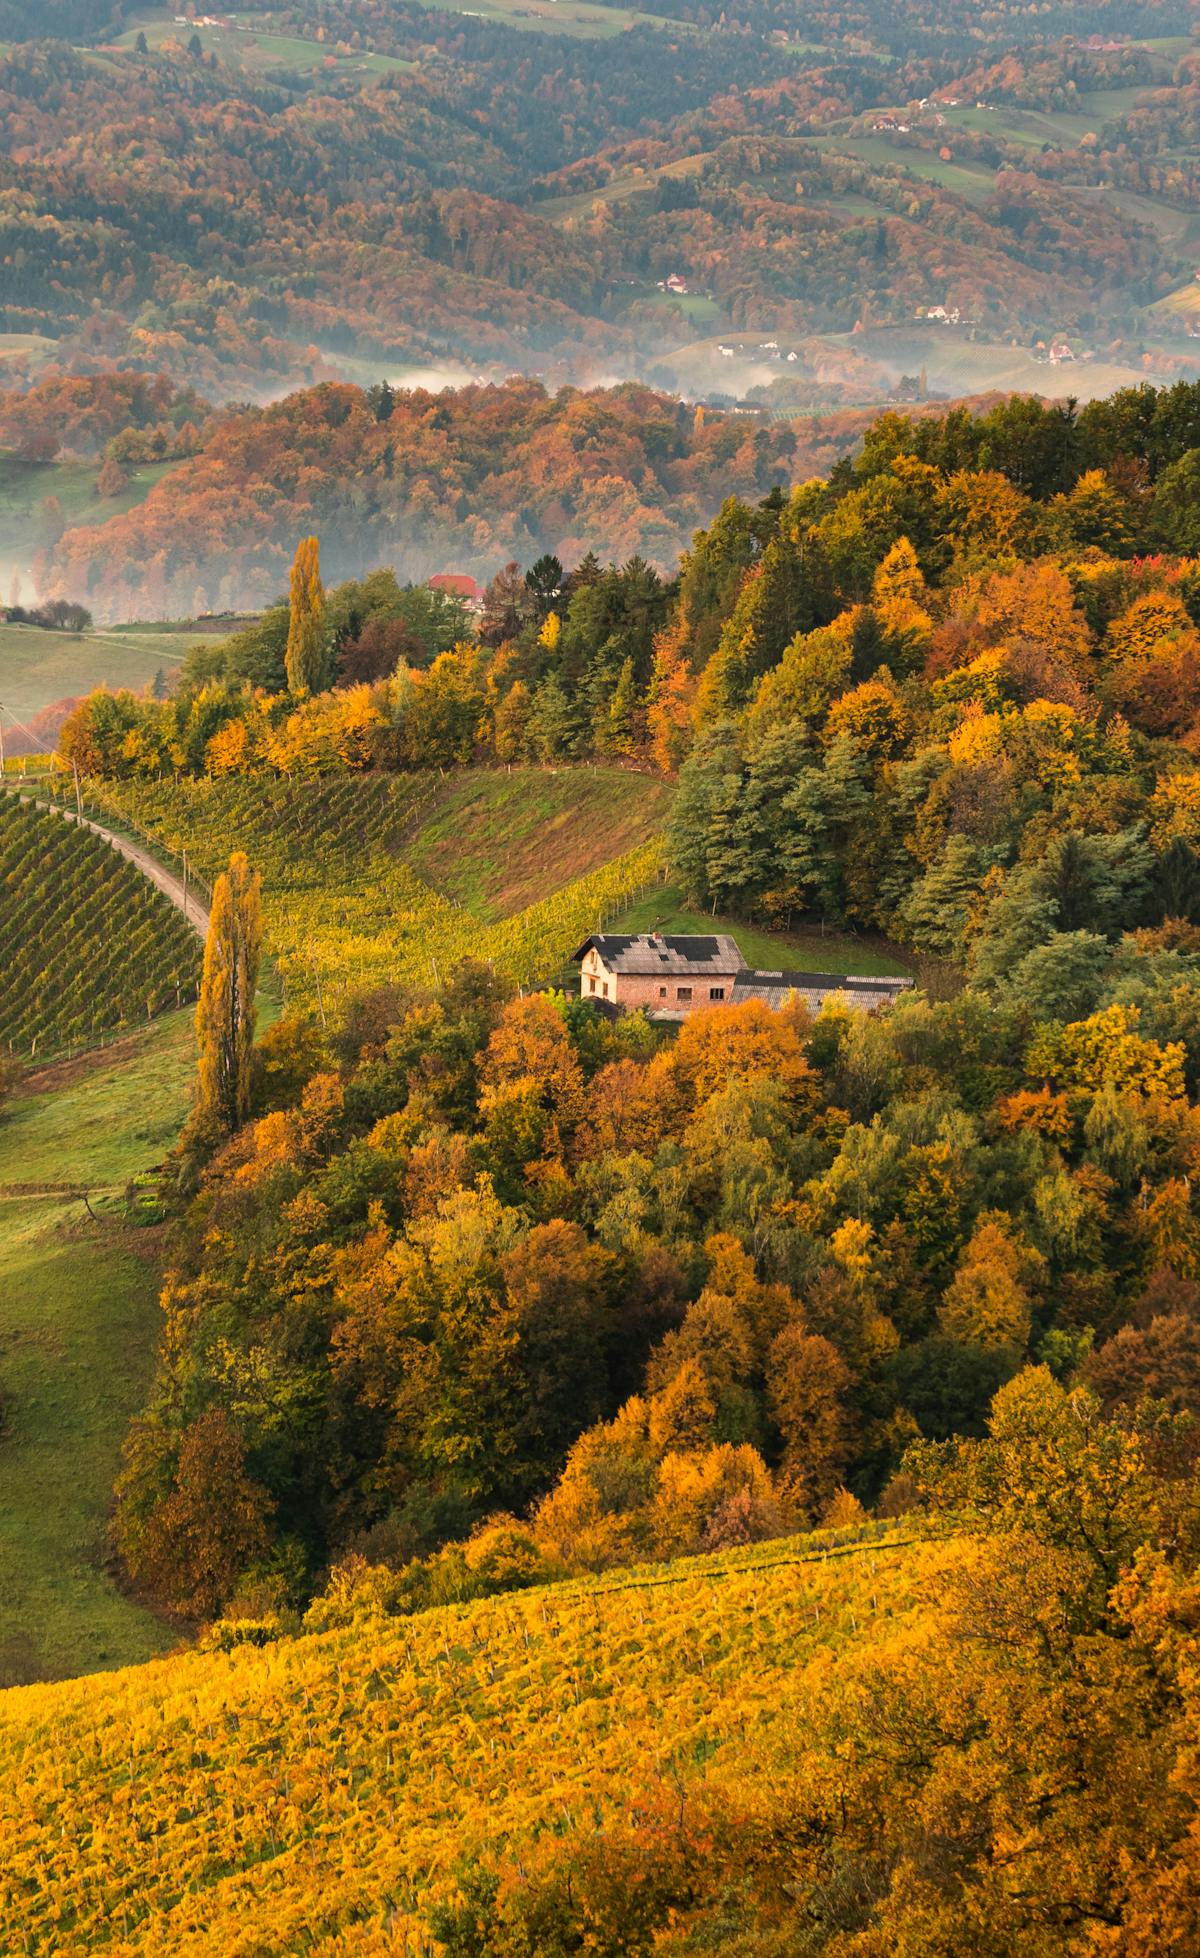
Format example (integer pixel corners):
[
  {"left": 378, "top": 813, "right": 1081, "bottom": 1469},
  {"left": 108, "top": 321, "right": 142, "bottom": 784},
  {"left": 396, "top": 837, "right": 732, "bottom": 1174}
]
[
  {"left": 574, "top": 932, "right": 747, "bottom": 976},
  {"left": 732, "top": 969, "right": 913, "bottom": 1008},
  {"left": 735, "top": 967, "right": 911, "bottom": 992}
]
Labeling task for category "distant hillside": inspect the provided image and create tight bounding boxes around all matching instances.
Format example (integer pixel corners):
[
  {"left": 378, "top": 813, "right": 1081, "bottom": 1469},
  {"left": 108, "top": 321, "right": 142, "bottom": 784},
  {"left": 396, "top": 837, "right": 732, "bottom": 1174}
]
[
  {"left": 0, "top": 1522, "right": 959, "bottom": 1953},
  {"left": 37, "top": 379, "right": 802, "bottom": 617}
]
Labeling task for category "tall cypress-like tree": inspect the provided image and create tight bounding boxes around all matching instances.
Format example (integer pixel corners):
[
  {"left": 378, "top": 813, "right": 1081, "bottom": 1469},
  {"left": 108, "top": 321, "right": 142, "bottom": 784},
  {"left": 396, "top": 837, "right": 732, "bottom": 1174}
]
[
  {"left": 194, "top": 852, "right": 261, "bottom": 1137},
  {"left": 285, "top": 535, "right": 327, "bottom": 693}
]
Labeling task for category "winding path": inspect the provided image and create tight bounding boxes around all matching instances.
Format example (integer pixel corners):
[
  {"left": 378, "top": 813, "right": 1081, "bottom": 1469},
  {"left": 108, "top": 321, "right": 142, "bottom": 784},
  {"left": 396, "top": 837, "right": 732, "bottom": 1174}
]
[{"left": 10, "top": 792, "right": 210, "bottom": 939}]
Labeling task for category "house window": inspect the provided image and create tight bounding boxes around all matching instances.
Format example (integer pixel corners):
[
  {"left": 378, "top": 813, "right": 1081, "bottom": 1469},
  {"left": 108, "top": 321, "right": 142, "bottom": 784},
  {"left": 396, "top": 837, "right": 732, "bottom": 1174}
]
[
  {"left": 589, "top": 976, "right": 597, "bottom": 993},
  {"left": 709, "top": 986, "right": 725, "bottom": 1000},
  {"left": 659, "top": 985, "right": 667, "bottom": 998},
  {"left": 602, "top": 982, "right": 609, "bottom": 998},
  {"left": 677, "top": 986, "right": 693, "bottom": 1002}
]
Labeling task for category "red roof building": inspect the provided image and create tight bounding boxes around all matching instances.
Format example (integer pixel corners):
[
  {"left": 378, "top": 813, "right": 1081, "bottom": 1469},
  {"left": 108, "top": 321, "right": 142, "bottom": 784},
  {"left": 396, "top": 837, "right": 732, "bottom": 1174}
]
[{"left": 429, "top": 573, "right": 481, "bottom": 604}]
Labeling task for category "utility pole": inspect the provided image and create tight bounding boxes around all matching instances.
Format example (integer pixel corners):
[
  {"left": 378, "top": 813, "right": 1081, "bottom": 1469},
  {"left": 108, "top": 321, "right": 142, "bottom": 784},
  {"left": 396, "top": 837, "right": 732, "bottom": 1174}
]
[{"left": 72, "top": 759, "right": 82, "bottom": 820}]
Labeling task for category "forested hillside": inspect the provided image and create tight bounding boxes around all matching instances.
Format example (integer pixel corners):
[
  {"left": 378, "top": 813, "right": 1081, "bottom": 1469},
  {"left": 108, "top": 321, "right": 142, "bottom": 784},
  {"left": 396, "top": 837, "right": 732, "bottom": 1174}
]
[
  {"left": 41, "top": 381, "right": 1200, "bottom": 1647},
  {"left": 0, "top": 0, "right": 1197, "bottom": 403}
]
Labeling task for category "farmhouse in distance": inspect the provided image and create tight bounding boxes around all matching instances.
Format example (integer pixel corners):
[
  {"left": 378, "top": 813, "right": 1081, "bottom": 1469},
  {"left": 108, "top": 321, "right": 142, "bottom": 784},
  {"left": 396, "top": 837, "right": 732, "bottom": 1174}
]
[{"left": 573, "top": 932, "right": 912, "bottom": 1021}]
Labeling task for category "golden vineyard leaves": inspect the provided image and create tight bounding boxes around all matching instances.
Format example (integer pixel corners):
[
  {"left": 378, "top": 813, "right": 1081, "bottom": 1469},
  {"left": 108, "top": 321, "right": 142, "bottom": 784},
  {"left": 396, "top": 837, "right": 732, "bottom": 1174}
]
[{"left": 0, "top": 1525, "right": 960, "bottom": 1956}]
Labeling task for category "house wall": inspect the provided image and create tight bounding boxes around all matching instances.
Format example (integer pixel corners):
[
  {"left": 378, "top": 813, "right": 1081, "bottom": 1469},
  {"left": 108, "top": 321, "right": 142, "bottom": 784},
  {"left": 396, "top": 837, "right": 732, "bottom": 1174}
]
[
  {"left": 618, "top": 971, "right": 739, "bottom": 1018},
  {"left": 612, "top": 969, "right": 741, "bottom": 1015},
  {"left": 579, "top": 948, "right": 744, "bottom": 1015},
  {"left": 580, "top": 947, "right": 617, "bottom": 1004}
]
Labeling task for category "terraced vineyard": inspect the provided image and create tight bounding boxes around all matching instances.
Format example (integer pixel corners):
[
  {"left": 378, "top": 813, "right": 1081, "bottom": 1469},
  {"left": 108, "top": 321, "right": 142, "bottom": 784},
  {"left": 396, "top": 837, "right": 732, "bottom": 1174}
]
[
  {"left": 88, "top": 770, "right": 669, "bottom": 1009},
  {"left": 0, "top": 795, "right": 201, "bottom": 1059},
  {"left": 0, "top": 1522, "right": 962, "bottom": 1954}
]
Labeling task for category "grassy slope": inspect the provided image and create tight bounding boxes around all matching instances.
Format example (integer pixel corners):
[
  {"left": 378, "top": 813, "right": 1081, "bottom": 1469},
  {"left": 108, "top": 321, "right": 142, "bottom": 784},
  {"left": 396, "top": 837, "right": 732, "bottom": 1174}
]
[
  {"left": 0, "top": 454, "right": 178, "bottom": 581},
  {"left": 0, "top": 1014, "right": 194, "bottom": 1686},
  {"left": 0, "top": 620, "right": 231, "bottom": 724},
  {"left": 0, "top": 1523, "right": 962, "bottom": 1953},
  {"left": 609, "top": 882, "right": 911, "bottom": 976},
  {"left": 403, "top": 767, "right": 675, "bottom": 918}
]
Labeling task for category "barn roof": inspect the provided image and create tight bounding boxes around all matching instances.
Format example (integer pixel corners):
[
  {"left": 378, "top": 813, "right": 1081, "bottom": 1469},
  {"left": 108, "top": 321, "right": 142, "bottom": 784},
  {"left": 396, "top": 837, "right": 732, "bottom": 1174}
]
[{"left": 731, "top": 969, "right": 913, "bottom": 1008}]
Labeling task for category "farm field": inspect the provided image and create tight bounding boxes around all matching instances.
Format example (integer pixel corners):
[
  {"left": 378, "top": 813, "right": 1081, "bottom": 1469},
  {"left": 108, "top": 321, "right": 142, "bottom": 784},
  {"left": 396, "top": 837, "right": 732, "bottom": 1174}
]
[
  {"left": 0, "top": 794, "right": 201, "bottom": 1059},
  {"left": 0, "top": 1518, "right": 961, "bottom": 1951},
  {"left": 607, "top": 882, "right": 912, "bottom": 978},
  {"left": 89, "top": 768, "right": 670, "bottom": 1006},
  {"left": 0, "top": 1012, "right": 194, "bottom": 1686}
]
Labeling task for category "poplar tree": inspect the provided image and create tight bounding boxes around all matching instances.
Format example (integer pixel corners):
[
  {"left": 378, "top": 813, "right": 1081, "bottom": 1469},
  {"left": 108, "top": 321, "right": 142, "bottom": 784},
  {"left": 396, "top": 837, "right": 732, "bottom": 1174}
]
[
  {"left": 285, "top": 534, "right": 327, "bottom": 693},
  {"left": 194, "top": 852, "right": 261, "bottom": 1136}
]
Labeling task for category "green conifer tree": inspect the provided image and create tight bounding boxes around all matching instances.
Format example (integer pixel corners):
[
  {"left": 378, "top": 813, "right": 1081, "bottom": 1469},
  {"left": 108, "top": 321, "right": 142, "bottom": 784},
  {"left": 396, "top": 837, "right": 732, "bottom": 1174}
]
[
  {"left": 285, "top": 535, "right": 328, "bottom": 694},
  {"left": 193, "top": 852, "right": 261, "bottom": 1137}
]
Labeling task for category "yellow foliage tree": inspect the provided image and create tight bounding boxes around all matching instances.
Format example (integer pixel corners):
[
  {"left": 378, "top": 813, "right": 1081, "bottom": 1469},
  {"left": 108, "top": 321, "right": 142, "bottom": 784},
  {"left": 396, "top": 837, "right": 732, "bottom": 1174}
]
[
  {"left": 939, "top": 1211, "right": 1044, "bottom": 1349},
  {"left": 1028, "top": 1001, "right": 1187, "bottom": 1102}
]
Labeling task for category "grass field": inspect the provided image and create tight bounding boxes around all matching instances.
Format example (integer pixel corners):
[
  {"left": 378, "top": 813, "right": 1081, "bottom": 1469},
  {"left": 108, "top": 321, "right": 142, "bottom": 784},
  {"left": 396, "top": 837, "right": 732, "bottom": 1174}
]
[
  {"left": 407, "top": 0, "right": 691, "bottom": 37},
  {"left": 1154, "top": 276, "right": 1200, "bottom": 319},
  {"left": 0, "top": 332, "right": 57, "bottom": 373},
  {"left": 0, "top": 619, "right": 235, "bottom": 726},
  {"left": 608, "top": 882, "right": 911, "bottom": 977},
  {"left": 0, "top": 452, "right": 179, "bottom": 592},
  {"left": 403, "top": 767, "right": 674, "bottom": 918},
  {"left": 0, "top": 1517, "right": 959, "bottom": 1951},
  {"left": 112, "top": 15, "right": 413, "bottom": 76},
  {"left": 537, "top": 151, "right": 709, "bottom": 221},
  {"left": 0, "top": 1013, "right": 195, "bottom": 1686}
]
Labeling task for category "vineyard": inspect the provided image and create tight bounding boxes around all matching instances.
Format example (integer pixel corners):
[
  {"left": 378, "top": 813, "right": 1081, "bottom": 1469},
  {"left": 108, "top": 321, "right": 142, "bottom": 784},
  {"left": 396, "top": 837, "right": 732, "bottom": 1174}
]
[
  {"left": 86, "top": 771, "right": 669, "bottom": 1009},
  {"left": 0, "top": 1522, "right": 965, "bottom": 1955},
  {"left": 0, "top": 795, "right": 200, "bottom": 1059}
]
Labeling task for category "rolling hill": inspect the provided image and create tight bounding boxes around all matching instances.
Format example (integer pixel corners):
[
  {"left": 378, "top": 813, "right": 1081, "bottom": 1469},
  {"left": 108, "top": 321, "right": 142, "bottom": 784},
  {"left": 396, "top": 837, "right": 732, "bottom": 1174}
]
[{"left": 87, "top": 768, "right": 673, "bottom": 1008}]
